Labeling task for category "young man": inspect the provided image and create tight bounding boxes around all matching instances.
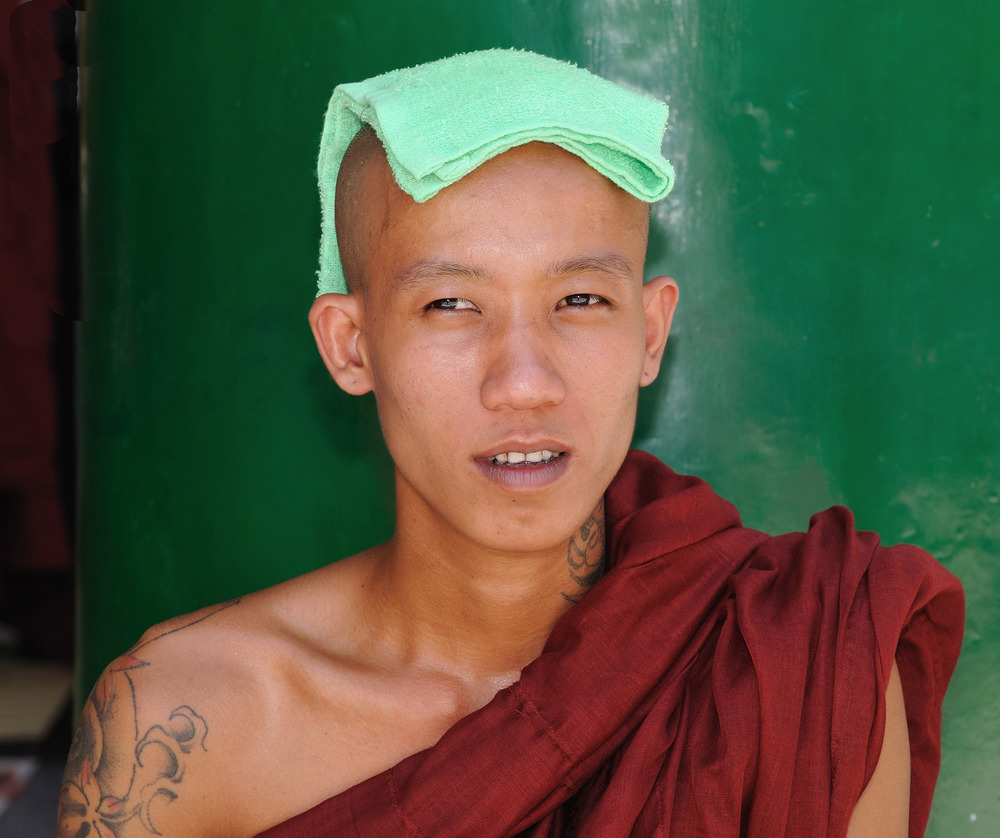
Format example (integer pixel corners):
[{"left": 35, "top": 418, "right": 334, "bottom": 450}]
[{"left": 58, "top": 50, "right": 963, "bottom": 838}]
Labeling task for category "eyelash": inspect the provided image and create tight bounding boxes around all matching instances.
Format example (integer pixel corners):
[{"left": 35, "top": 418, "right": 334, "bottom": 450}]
[
  {"left": 425, "top": 294, "right": 608, "bottom": 312},
  {"left": 560, "top": 294, "right": 607, "bottom": 308},
  {"left": 426, "top": 298, "right": 477, "bottom": 311}
]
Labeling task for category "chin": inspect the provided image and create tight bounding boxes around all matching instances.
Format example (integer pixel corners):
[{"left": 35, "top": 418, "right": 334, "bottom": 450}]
[{"left": 464, "top": 503, "right": 594, "bottom": 557}]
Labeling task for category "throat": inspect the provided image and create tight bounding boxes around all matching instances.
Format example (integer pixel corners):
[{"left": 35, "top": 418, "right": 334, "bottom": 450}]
[
  {"left": 360, "top": 494, "right": 608, "bottom": 684},
  {"left": 359, "top": 547, "right": 579, "bottom": 682}
]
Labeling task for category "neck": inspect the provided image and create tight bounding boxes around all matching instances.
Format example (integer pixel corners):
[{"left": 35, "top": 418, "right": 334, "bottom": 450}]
[{"left": 360, "top": 498, "right": 606, "bottom": 691}]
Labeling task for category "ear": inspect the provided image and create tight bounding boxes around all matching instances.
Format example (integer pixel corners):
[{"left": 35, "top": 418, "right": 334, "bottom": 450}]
[
  {"left": 309, "top": 293, "right": 374, "bottom": 395},
  {"left": 639, "top": 276, "right": 679, "bottom": 386}
]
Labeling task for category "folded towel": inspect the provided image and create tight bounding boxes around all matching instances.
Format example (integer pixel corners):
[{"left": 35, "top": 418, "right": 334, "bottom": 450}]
[{"left": 317, "top": 49, "right": 675, "bottom": 294}]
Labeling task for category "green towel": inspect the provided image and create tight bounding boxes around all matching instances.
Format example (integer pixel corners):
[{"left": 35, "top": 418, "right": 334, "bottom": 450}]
[{"left": 317, "top": 49, "right": 675, "bottom": 295}]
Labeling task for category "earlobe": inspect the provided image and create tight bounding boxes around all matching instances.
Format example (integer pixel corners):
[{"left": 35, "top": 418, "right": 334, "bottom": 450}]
[
  {"left": 639, "top": 276, "right": 679, "bottom": 386},
  {"left": 308, "top": 293, "right": 374, "bottom": 396}
]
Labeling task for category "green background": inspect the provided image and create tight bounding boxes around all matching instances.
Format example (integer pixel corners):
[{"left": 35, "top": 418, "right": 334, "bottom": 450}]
[{"left": 78, "top": 1, "right": 998, "bottom": 832}]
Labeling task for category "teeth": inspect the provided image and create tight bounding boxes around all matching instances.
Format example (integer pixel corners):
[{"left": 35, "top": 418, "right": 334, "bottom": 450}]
[{"left": 491, "top": 449, "right": 561, "bottom": 465}]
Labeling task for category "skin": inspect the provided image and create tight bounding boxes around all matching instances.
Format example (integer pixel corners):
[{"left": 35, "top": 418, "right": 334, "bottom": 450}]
[
  {"left": 846, "top": 661, "right": 911, "bottom": 837},
  {"left": 57, "top": 140, "right": 909, "bottom": 837}
]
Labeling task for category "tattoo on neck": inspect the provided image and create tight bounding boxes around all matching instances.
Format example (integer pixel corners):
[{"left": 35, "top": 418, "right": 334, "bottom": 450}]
[{"left": 562, "top": 500, "right": 606, "bottom": 603}]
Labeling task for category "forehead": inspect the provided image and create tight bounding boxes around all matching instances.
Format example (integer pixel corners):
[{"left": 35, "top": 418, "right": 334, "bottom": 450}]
[
  {"left": 361, "top": 142, "right": 649, "bottom": 280},
  {"left": 379, "top": 141, "right": 643, "bottom": 212}
]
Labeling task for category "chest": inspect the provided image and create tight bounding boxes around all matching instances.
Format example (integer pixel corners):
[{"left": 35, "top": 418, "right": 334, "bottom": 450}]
[{"left": 202, "top": 669, "right": 479, "bottom": 835}]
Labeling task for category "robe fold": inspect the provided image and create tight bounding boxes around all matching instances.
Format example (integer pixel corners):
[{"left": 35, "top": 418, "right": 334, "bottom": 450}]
[{"left": 257, "top": 450, "right": 964, "bottom": 838}]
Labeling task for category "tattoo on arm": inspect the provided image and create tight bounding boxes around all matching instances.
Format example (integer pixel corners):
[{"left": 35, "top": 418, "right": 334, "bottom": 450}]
[
  {"left": 57, "top": 604, "right": 234, "bottom": 837},
  {"left": 58, "top": 654, "right": 208, "bottom": 837},
  {"left": 562, "top": 499, "right": 606, "bottom": 603}
]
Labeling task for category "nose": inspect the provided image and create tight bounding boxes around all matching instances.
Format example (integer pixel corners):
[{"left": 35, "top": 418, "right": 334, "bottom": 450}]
[{"left": 480, "top": 319, "right": 567, "bottom": 411}]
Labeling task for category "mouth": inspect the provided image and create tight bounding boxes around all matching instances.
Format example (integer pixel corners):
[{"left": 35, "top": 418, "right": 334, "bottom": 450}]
[
  {"left": 489, "top": 449, "right": 564, "bottom": 466},
  {"left": 476, "top": 445, "right": 570, "bottom": 491}
]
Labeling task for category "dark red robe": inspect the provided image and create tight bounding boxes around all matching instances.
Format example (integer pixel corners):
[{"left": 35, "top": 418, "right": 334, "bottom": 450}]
[{"left": 258, "top": 450, "right": 964, "bottom": 837}]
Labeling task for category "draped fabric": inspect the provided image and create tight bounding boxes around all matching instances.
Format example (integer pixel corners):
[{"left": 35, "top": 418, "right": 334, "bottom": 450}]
[{"left": 258, "top": 450, "right": 964, "bottom": 837}]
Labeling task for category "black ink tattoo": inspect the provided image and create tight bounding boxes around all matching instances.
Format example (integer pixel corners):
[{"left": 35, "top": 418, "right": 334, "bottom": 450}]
[
  {"left": 562, "top": 500, "right": 606, "bottom": 603},
  {"left": 56, "top": 603, "right": 236, "bottom": 838},
  {"left": 58, "top": 654, "right": 209, "bottom": 837},
  {"left": 128, "top": 599, "right": 240, "bottom": 656}
]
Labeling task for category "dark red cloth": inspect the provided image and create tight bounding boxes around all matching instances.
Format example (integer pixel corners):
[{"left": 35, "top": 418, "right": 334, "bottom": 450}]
[{"left": 258, "top": 450, "right": 964, "bottom": 837}]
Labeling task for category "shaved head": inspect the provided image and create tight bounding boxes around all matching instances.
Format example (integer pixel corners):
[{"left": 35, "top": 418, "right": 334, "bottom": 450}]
[{"left": 334, "top": 125, "right": 391, "bottom": 293}]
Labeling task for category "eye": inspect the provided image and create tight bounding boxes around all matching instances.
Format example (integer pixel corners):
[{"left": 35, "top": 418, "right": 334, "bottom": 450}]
[
  {"left": 426, "top": 298, "right": 477, "bottom": 311},
  {"left": 560, "top": 293, "right": 607, "bottom": 308}
]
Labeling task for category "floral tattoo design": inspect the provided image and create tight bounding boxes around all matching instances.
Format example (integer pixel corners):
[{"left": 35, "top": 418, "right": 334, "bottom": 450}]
[{"left": 57, "top": 602, "right": 236, "bottom": 837}]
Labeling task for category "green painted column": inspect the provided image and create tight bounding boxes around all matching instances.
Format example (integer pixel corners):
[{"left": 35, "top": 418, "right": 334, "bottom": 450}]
[{"left": 79, "top": 1, "right": 998, "bottom": 832}]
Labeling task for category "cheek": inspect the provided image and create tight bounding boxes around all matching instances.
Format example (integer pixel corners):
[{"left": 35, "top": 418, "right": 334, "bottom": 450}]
[
  {"left": 563, "top": 325, "right": 645, "bottom": 439},
  {"left": 370, "top": 333, "right": 481, "bottom": 432},
  {"left": 565, "top": 320, "right": 647, "bottom": 391}
]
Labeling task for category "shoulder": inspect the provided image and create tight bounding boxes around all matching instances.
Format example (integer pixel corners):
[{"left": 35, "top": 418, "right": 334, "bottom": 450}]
[
  {"left": 57, "top": 597, "right": 272, "bottom": 837},
  {"left": 58, "top": 558, "right": 376, "bottom": 838},
  {"left": 739, "top": 505, "right": 962, "bottom": 621},
  {"left": 735, "top": 508, "right": 962, "bottom": 833}
]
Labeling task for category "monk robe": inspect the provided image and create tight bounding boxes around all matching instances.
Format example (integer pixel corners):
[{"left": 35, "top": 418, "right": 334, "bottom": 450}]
[{"left": 258, "top": 450, "right": 964, "bottom": 838}]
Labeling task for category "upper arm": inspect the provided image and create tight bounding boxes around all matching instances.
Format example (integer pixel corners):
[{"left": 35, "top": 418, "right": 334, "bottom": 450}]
[
  {"left": 58, "top": 649, "right": 212, "bottom": 838},
  {"left": 59, "top": 658, "right": 147, "bottom": 837},
  {"left": 845, "top": 659, "right": 911, "bottom": 838}
]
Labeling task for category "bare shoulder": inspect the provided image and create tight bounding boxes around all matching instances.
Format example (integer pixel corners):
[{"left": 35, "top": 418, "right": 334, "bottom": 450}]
[
  {"left": 57, "top": 598, "right": 257, "bottom": 838},
  {"left": 58, "top": 558, "right": 377, "bottom": 838}
]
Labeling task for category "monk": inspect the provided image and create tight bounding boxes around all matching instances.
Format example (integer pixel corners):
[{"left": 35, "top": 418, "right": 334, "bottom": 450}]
[{"left": 58, "top": 50, "right": 963, "bottom": 838}]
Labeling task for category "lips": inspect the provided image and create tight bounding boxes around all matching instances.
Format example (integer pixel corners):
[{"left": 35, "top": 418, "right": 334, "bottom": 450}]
[{"left": 475, "top": 441, "right": 570, "bottom": 491}]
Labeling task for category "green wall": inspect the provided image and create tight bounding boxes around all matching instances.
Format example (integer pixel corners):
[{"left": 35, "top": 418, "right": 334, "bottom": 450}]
[{"left": 79, "top": 1, "right": 998, "bottom": 832}]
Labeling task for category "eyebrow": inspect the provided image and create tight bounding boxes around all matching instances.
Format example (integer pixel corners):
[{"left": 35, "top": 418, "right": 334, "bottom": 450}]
[
  {"left": 390, "top": 259, "right": 492, "bottom": 289},
  {"left": 547, "top": 253, "right": 638, "bottom": 283},
  {"left": 389, "top": 252, "right": 638, "bottom": 289}
]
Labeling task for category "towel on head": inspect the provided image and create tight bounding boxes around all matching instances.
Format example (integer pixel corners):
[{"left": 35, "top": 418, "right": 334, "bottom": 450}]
[{"left": 317, "top": 49, "right": 675, "bottom": 295}]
